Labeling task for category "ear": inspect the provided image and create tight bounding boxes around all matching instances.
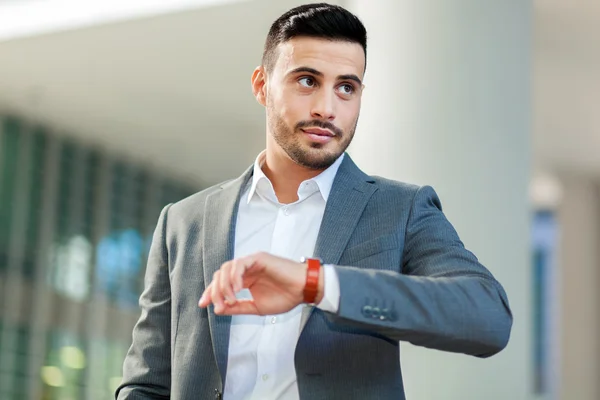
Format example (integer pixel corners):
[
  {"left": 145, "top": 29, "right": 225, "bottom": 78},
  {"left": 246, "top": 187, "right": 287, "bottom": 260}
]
[{"left": 251, "top": 66, "right": 267, "bottom": 107}]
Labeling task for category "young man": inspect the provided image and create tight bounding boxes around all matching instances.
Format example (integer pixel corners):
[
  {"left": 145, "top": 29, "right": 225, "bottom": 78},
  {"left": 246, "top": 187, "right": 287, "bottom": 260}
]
[{"left": 117, "top": 4, "right": 512, "bottom": 400}]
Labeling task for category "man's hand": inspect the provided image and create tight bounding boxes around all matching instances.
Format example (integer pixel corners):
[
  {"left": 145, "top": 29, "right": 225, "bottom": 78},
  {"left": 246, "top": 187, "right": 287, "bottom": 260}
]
[{"left": 198, "top": 252, "right": 324, "bottom": 315}]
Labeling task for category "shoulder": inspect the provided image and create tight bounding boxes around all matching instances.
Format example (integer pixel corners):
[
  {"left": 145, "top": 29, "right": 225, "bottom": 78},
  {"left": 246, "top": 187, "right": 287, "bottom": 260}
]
[
  {"left": 369, "top": 175, "right": 423, "bottom": 198},
  {"left": 368, "top": 175, "right": 442, "bottom": 210},
  {"left": 163, "top": 178, "right": 237, "bottom": 222}
]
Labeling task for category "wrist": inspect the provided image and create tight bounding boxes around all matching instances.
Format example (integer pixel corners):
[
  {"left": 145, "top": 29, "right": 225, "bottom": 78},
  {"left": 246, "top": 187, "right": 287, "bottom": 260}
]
[
  {"left": 300, "top": 257, "right": 323, "bottom": 304},
  {"left": 315, "top": 266, "right": 325, "bottom": 304}
]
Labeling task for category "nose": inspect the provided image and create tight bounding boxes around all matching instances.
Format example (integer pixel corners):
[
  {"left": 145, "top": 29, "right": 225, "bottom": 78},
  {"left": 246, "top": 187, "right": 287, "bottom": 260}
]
[{"left": 310, "top": 90, "right": 336, "bottom": 121}]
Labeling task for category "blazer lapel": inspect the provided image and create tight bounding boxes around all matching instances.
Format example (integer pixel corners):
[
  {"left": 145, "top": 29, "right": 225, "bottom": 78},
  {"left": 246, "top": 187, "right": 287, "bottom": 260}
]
[
  {"left": 203, "top": 167, "right": 252, "bottom": 384},
  {"left": 300, "top": 155, "right": 377, "bottom": 332}
]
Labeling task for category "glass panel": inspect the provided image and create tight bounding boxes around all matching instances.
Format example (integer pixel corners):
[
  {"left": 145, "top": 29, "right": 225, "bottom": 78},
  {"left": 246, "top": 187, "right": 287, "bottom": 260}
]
[
  {"left": 109, "top": 162, "right": 126, "bottom": 232},
  {"left": 40, "top": 329, "right": 86, "bottom": 400},
  {"left": 55, "top": 140, "right": 76, "bottom": 242},
  {"left": 83, "top": 151, "right": 100, "bottom": 242},
  {"left": 0, "top": 117, "right": 21, "bottom": 271},
  {"left": 86, "top": 337, "right": 128, "bottom": 399},
  {"left": 0, "top": 115, "right": 199, "bottom": 397},
  {"left": 130, "top": 168, "right": 148, "bottom": 304},
  {"left": 23, "top": 126, "right": 48, "bottom": 279},
  {"left": 47, "top": 140, "right": 93, "bottom": 302},
  {"left": 0, "top": 322, "right": 30, "bottom": 400},
  {"left": 97, "top": 162, "right": 145, "bottom": 309}
]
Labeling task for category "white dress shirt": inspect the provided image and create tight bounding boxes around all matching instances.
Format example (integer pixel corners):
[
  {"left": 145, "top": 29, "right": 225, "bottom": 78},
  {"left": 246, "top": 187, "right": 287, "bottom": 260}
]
[{"left": 223, "top": 151, "right": 342, "bottom": 400}]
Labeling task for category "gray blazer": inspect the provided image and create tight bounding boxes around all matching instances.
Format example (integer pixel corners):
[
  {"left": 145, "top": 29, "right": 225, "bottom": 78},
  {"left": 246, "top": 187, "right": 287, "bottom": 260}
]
[{"left": 116, "top": 154, "right": 512, "bottom": 400}]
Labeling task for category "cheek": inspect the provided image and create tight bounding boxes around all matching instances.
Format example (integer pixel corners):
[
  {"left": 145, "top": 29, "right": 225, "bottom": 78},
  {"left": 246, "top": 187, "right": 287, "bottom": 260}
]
[
  {"left": 338, "top": 101, "right": 361, "bottom": 130},
  {"left": 278, "top": 92, "right": 310, "bottom": 122}
]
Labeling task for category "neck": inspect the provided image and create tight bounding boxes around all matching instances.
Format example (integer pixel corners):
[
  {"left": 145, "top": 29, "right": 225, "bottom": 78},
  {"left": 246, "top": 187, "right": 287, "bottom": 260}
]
[{"left": 262, "top": 146, "right": 324, "bottom": 204}]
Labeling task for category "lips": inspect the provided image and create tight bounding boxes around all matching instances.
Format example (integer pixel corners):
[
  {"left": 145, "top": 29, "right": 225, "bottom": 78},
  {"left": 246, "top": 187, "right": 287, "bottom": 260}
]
[
  {"left": 301, "top": 128, "right": 334, "bottom": 137},
  {"left": 301, "top": 128, "right": 335, "bottom": 144}
]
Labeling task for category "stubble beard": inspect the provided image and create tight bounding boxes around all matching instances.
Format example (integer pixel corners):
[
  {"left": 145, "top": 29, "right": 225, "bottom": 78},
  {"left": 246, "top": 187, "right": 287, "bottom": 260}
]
[{"left": 267, "top": 103, "right": 357, "bottom": 171}]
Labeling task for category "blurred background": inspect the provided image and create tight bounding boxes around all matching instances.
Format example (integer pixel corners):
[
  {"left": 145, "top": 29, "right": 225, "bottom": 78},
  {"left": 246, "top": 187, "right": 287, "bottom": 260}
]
[{"left": 0, "top": 0, "right": 597, "bottom": 399}]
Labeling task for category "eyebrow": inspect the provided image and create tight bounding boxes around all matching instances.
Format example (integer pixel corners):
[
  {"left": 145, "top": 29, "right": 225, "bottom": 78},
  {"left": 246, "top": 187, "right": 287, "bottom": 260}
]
[{"left": 288, "top": 66, "right": 363, "bottom": 86}]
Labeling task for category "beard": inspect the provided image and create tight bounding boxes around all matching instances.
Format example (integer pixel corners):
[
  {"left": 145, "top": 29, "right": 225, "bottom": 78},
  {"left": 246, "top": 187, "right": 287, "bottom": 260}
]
[{"left": 267, "top": 102, "right": 358, "bottom": 170}]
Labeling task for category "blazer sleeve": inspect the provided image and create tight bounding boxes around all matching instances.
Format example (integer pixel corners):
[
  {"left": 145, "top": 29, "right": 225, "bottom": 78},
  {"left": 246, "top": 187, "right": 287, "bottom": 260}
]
[
  {"left": 328, "top": 185, "right": 513, "bottom": 358},
  {"left": 116, "top": 204, "right": 173, "bottom": 399}
]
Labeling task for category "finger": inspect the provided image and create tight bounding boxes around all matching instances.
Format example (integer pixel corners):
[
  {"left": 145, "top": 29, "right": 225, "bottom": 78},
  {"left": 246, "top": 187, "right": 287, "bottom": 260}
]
[
  {"left": 198, "top": 282, "right": 213, "bottom": 307},
  {"left": 234, "top": 256, "right": 258, "bottom": 291},
  {"left": 238, "top": 253, "right": 263, "bottom": 277},
  {"left": 241, "top": 251, "right": 266, "bottom": 267},
  {"left": 220, "top": 299, "right": 259, "bottom": 315},
  {"left": 211, "top": 270, "right": 225, "bottom": 313},
  {"left": 219, "top": 262, "right": 237, "bottom": 306},
  {"left": 230, "top": 259, "right": 243, "bottom": 293}
]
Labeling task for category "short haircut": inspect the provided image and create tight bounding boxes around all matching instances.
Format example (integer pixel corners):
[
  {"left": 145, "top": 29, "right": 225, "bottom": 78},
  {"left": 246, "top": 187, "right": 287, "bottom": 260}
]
[{"left": 262, "top": 3, "right": 367, "bottom": 73}]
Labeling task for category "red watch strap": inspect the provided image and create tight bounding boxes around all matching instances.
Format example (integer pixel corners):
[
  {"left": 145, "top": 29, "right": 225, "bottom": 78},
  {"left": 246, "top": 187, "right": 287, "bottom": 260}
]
[{"left": 303, "top": 258, "right": 321, "bottom": 304}]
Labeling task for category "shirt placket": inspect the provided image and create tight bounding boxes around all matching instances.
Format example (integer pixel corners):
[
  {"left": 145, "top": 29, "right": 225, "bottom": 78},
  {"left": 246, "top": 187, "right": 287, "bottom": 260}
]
[{"left": 251, "top": 201, "right": 295, "bottom": 399}]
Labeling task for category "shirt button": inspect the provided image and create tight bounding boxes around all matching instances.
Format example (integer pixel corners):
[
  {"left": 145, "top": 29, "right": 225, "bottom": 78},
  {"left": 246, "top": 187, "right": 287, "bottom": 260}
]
[
  {"left": 271, "top": 317, "right": 277, "bottom": 324},
  {"left": 282, "top": 207, "right": 290, "bottom": 216},
  {"left": 262, "top": 374, "right": 269, "bottom": 381}
]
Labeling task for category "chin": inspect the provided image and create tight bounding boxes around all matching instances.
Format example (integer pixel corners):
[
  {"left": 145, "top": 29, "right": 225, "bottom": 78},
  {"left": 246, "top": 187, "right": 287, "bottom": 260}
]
[{"left": 293, "top": 148, "right": 342, "bottom": 170}]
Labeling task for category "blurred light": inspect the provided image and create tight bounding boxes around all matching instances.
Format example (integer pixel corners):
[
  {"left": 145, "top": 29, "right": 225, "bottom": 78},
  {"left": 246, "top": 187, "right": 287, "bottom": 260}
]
[
  {"left": 41, "top": 366, "right": 65, "bottom": 387},
  {"left": 0, "top": 0, "right": 250, "bottom": 41},
  {"left": 109, "top": 376, "right": 123, "bottom": 392},
  {"left": 60, "top": 346, "right": 86, "bottom": 369},
  {"left": 96, "top": 229, "right": 144, "bottom": 307},
  {"left": 47, "top": 235, "right": 92, "bottom": 301},
  {"left": 531, "top": 172, "right": 563, "bottom": 210}
]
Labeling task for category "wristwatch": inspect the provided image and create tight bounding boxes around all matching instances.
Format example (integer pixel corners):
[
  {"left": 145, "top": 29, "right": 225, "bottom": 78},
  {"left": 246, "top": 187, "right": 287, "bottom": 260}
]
[{"left": 300, "top": 257, "right": 322, "bottom": 305}]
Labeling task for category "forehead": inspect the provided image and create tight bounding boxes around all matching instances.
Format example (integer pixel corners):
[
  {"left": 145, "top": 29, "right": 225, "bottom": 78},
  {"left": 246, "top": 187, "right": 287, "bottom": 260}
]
[{"left": 273, "top": 37, "right": 365, "bottom": 79}]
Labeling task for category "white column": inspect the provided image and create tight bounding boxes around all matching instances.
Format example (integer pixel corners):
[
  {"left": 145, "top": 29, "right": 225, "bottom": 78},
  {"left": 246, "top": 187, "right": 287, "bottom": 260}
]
[
  {"left": 557, "top": 176, "right": 600, "bottom": 400},
  {"left": 345, "top": 1, "right": 532, "bottom": 399}
]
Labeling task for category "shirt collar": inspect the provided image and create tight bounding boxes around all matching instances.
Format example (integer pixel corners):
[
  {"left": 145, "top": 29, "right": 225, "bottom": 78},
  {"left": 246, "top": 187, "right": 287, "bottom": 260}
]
[{"left": 247, "top": 150, "right": 345, "bottom": 204}]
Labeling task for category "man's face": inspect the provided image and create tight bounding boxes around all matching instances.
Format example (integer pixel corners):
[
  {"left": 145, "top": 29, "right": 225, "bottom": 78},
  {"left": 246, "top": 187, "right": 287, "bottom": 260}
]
[{"left": 257, "top": 37, "right": 365, "bottom": 170}]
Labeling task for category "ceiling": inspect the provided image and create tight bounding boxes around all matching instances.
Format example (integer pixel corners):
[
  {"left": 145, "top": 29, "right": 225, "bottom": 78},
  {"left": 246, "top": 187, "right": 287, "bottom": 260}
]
[{"left": 0, "top": 0, "right": 598, "bottom": 187}]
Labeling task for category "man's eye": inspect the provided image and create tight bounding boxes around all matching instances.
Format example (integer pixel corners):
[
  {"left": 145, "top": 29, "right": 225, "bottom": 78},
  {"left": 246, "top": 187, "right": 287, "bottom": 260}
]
[
  {"left": 338, "top": 84, "right": 354, "bottom": 95},
  {"left": 298, "top": 77, "right": 315, "bottom": 87}
]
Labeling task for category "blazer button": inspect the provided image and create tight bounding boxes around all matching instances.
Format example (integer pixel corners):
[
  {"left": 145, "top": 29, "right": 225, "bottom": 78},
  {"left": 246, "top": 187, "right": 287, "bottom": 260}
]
[
  {"left": 214, "top": 388, "right": 222, "bottom": 399},
  {"left": 362, "top": 305, "right": 372, "bottom": 318}
]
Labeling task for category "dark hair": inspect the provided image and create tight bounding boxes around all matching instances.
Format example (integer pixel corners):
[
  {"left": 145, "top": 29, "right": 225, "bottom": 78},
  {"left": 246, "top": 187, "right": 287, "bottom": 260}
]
[{"left": 262, "top": 3, "right": 367, "bottom": 72}]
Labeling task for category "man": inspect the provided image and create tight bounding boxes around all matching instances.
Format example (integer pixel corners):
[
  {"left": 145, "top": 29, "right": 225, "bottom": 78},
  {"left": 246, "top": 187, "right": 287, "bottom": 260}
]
[{"left": 117, "top": 3, "right": 512, "bottom": 400}]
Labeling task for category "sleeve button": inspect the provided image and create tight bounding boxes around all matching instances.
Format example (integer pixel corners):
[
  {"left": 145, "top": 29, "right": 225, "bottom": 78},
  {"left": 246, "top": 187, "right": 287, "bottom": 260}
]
[
  {"left": 362, "top": 305, "right": 372, "bottom": 318},
  {"left": 371, "top": 307, "right": 381, "bottom": 319}
]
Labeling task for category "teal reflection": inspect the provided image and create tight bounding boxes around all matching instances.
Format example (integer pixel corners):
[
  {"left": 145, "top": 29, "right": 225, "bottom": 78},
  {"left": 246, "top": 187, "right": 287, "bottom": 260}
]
[{"left": 96, "top": 229, "right": 143, "bottom": 308}]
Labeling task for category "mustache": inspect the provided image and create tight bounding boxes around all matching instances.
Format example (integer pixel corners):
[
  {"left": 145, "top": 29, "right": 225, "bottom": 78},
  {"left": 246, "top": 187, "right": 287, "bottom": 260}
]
[{"left": 295, "top": 120, "right": 343, "bottom": 137}]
